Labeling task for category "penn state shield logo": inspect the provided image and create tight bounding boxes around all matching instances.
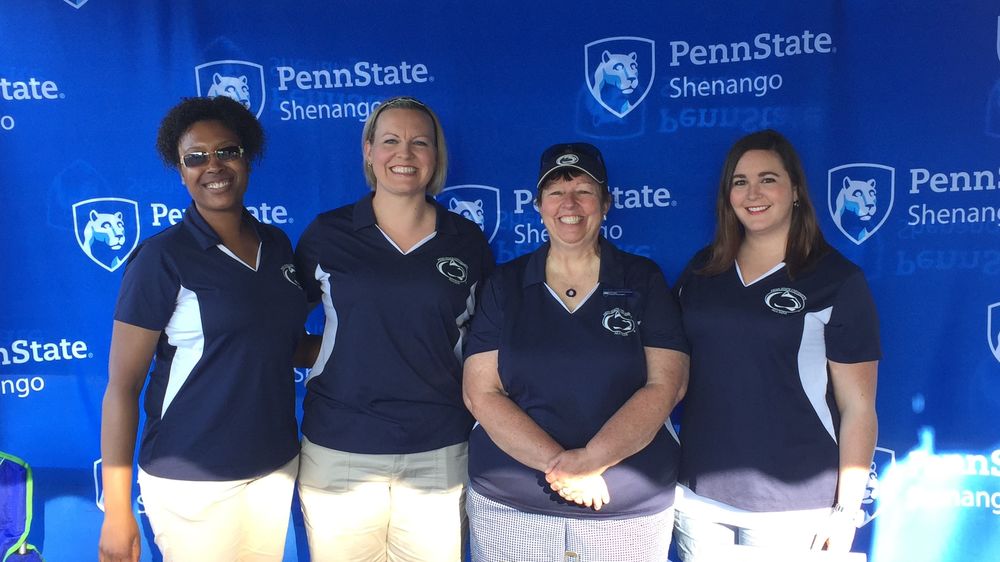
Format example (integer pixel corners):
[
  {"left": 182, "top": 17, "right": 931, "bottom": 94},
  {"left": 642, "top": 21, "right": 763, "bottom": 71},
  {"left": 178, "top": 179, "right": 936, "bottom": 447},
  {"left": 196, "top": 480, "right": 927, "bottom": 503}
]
[
  {"left": 195, "top": 60, "right": 266, "bottom": 118},
  {"left": 585, "top": 37, "right": 655, "bottom": 118},
  {"left": 438, "top": 184, "right": 501, "bottom": 243},
  {"left": 858, "top": 446, "right": 896, "bottom": 527},
  {"left": 988, "top": 302, "right": 1000, "bottom": 363},
  {"left": 72, "top": 197, "right": 140, "bottom": 272},
  {"left": 827, "top": 163, "right": 895, "bottom": 245}
]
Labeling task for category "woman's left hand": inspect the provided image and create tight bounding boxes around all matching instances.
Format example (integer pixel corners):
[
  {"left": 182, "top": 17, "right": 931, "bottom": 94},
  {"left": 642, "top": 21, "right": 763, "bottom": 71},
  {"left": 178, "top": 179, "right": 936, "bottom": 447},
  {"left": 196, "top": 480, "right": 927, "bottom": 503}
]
[{"left": 811, "top": 509, "right": 858, "bottom": 551}]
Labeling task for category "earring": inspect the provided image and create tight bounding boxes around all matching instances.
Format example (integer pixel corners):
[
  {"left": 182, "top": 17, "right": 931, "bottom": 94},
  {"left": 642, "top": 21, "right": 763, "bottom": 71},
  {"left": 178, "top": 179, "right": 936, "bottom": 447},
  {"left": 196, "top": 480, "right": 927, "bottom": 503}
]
[
  {"left": 793, "top": 200, "right": 800, "bottom": 208},
  {"left": 366, "top": 161, "right": 373, "bottom": 168}
]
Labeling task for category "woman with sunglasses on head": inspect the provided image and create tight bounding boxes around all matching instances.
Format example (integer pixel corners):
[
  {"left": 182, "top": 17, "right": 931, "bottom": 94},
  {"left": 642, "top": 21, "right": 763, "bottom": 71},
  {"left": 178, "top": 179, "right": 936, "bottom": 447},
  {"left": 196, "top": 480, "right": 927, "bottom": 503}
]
[
  {"left": 672, "top": 130, "right": 880, "bottom": 559},
  {"left": 294, "top": 96, "right": 493, "bottom": 561},
  {"left": 98, "top": 96, "right": 308, "bottom": 562},
  {"left": 462, "top": 143, "right": 689, "bottom": 562}
]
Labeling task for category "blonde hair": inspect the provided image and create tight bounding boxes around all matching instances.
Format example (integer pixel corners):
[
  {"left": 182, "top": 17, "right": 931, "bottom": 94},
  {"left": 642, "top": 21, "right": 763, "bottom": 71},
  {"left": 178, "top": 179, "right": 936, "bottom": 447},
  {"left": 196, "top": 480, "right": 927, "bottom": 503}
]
[{"left": 361, "top": 96, "right": 449, "bottom": 195}]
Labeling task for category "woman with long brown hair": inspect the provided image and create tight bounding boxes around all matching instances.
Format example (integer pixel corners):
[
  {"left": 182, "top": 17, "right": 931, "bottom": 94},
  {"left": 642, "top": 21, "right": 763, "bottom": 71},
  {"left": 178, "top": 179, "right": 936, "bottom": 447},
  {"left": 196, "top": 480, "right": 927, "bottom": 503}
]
[{"left": 673, "top": 129, "right": 880, "bottom": 559}]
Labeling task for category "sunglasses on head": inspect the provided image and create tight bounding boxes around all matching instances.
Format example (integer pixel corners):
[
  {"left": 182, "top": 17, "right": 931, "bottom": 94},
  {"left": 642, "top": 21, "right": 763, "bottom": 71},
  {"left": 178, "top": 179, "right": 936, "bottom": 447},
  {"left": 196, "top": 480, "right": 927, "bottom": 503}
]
[{"left": 181, "top": 145, "right": 244, "bottom": 168}]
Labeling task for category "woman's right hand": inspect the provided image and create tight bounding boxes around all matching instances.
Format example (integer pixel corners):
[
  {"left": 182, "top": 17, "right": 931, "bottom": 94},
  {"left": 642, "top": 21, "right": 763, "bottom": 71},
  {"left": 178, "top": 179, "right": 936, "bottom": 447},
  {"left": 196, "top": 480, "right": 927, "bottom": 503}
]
[
  {"left": 98, "top": 512, "right": 141, "bottom": 562},
  {"left": 551, "top": 473, "right": 611, "bottom": 511}
]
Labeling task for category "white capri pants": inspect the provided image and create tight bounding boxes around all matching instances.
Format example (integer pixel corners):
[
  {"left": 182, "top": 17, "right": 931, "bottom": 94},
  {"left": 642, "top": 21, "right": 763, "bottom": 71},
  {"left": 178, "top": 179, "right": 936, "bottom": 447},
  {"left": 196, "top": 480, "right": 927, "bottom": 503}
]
[
  {"left": 673, "top": 504, "right": 835, "bottom": 561},
  {"left": 297, "top": 437, "right": 467, "bottom": 562},
  {"left": 466, "top": 487, "right": 674, "bottom": 562},
  {"left": 136, "top": 455, "right": 298, "bottom": 562}
]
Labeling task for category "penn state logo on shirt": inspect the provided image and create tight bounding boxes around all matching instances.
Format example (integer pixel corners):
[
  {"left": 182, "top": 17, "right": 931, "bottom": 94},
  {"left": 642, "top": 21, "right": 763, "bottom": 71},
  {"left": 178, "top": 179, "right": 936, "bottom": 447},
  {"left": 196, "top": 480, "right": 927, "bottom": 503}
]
[
  {"left": 602, "top": 307, "right": 637, "bottom": 336},
  {"left": 436, "top": 257, "right": 469, "bottom": 284},
  {"left": 764, "top": 288, "right": 806, "bottom": 315},
  {"left": 281, "top": 264, "right": 302, "bottom": 289}
]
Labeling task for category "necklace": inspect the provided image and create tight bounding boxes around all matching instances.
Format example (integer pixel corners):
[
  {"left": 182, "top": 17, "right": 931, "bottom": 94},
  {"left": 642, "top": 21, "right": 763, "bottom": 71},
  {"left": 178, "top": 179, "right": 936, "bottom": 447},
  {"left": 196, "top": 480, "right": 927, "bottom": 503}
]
[{"left": 565, "top": 288, "right": 577, "bottom": 297}]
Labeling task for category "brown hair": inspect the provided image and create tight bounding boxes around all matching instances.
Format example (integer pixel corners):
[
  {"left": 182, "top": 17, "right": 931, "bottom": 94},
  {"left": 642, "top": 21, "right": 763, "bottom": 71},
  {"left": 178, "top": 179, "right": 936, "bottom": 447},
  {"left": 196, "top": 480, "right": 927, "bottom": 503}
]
[{"left": 698, "top": 129, "right": 829, "bottom": 278}]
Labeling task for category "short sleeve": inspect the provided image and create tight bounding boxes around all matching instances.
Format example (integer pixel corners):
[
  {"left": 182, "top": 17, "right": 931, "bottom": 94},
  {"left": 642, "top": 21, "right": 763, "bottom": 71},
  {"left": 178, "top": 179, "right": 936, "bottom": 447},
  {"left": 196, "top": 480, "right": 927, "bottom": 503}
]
[
  {"left": 464, "top": 273, "right": 504, "bottom": 358},
  {"left": 113, "top": 243, "right": 180, "bottom": 330},
  {"left": 480, "top": 236, "right": 496, "bottom": 281},
  {"left": 826, "top": 270, "right": 881, "bottom": 363},
  {"left": 639, "top": 266, "right": 690, "bottom": 354},
  {"left": 294, "top": 221, "right": 324, "bottom": 304}
]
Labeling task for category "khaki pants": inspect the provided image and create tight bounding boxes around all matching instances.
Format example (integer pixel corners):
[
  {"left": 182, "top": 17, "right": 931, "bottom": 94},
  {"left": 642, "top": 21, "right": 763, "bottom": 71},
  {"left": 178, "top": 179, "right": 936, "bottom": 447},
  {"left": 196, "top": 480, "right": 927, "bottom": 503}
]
[
  {"left": 137, "top": 456, "right": 298, "bottom": 562},
  {"left": 297, "top": 437, "right": 467, "bottom": 562}
]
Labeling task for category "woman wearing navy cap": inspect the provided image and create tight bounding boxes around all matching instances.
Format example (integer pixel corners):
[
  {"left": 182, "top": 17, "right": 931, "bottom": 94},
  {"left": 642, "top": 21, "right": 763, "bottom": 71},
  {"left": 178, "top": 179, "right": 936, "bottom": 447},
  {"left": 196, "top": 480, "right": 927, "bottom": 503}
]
[
  {"left": 672, "top": 129, "right": 880, "bottom": 559},
  {"left": 463, "top": 142, "right": 690, "bottom": 561},
  {"left": 99, "top": 96, "right": 307, "bottom": 562},
  {"left": 294, "top": 96, "right": 493, "bottom": 562}
]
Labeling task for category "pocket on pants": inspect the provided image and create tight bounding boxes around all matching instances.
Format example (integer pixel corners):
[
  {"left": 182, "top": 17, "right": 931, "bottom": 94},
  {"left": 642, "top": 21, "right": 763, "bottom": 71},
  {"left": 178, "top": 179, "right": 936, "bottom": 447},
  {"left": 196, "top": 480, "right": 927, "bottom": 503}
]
[{"left": 297, "top": 438, "right": 366, "bottom": 493}]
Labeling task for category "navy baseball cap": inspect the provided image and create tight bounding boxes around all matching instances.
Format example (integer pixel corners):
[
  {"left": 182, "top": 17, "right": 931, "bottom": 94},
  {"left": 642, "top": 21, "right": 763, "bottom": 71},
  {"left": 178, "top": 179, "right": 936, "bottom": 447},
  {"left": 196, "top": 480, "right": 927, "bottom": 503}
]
[{"left": 537, "top": 142, "right": 608, "bottom": 189}]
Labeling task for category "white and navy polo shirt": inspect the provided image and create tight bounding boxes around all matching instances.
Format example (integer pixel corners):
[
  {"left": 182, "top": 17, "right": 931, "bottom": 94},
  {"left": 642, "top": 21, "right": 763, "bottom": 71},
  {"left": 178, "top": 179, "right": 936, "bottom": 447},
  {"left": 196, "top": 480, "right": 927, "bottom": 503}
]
[
  {"left": 464, "top": 238, "right": 689, "bottom": 519},
  {"left": 675, "top": 248, "right": 880, "bottom": 512},
  {"left": 114, "top": 204, "right": 307, "bottom": 481},
  {"left": 294, "top": 193, "right": 494, "bottom": 454}
]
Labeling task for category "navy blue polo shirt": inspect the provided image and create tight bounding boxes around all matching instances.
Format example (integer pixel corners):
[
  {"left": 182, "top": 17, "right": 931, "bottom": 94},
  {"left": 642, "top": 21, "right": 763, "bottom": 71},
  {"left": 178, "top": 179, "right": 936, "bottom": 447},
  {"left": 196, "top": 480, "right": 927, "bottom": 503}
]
[
  {"left": 294, "top": 193, "right": 494, "bottom": 454},
  {"left": 114, "top": 204, "right": 307, "bottom": 481},
  {"left": 675, "top": 248, "right": 880, "bottom": 512},
  {"left": 464, "top": 239, "right": 689, "bottom": 519}
]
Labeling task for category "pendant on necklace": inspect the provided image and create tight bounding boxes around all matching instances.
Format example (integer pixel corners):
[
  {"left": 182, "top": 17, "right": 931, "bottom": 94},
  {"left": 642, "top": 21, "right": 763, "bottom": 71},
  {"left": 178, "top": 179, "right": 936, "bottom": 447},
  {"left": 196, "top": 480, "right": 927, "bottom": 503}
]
[{"left": 565, "top": 288, "right": 577, "bottom": 298}]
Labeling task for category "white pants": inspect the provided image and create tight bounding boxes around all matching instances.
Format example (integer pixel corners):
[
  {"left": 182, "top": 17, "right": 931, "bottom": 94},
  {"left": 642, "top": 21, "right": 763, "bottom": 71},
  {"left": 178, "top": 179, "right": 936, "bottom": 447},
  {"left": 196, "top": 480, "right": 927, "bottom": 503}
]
[
  {"left": 137, "top": 456, "right": 298, "bottom": 562},
  {"left": 674, "top": 507, "right": 832, "bottom": 562},
  {"left": 297, "top": 437, "right": 467, "bottom": 562}
]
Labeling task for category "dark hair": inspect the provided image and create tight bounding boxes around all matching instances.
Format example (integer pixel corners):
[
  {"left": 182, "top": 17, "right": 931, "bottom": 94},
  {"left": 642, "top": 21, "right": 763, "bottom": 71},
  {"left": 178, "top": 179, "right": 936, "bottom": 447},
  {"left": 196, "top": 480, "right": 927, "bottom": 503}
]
[
  {"left": 156, "top": 96, "right": 265, "bottom": 168},
  {"left": 698, "top": 129, "right": 829, "bottom": 278},
  {"left": 535, "top": 169, "right": 611, "bottom": 207}
]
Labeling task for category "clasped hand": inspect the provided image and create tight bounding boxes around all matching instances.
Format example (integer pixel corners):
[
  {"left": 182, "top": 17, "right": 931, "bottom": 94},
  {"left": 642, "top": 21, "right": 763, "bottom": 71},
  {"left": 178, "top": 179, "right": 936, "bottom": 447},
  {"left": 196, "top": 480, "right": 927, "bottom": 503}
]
[{"left": 544, "top": 448, "right": 611, "bottom": 511}]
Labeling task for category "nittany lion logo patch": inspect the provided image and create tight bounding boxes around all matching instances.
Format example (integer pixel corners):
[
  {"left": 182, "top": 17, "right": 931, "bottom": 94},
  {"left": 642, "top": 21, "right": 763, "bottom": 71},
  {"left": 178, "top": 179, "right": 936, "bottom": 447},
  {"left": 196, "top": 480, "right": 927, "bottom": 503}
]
[
  {"left": 72, "top": 197, "right": 140, "bottom": 272},
  {"left": 438, "top": 184, "right": 501, "bottom": 243},
  {"left": 827, "top": 163, "right": 895, "bottom": 245},
  {"left": 195, "top": 60, "right": 266, "bottom": 118},
  {"left": 585, "top": 37, "right": 655, "bottom": 118},
  {"left": 436, "top": 257, "right": 469, "bottom": 284},
  {"left": 281, "top": 264, "right": 301, "bottom": 289},
  {"left": 602, "top": 308, "right": 637, "bottom": 336},
  {"left": 764, "top": 288, "right": 806, "bottom": 315}
]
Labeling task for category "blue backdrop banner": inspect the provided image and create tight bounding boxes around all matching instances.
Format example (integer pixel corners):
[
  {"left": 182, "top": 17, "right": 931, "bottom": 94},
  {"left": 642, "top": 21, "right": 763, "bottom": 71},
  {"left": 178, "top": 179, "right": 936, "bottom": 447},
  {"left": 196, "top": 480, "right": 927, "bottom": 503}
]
[{"left": 1, "top": 1, "right": 998, "bottom": 560}]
